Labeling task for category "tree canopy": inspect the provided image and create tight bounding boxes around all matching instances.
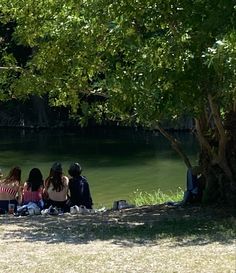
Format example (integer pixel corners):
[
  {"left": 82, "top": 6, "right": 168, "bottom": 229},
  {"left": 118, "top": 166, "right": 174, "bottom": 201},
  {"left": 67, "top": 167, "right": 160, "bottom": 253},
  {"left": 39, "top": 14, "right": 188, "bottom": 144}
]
[{"left": 0, "top": 0, "right": 234, "bottom": 121}]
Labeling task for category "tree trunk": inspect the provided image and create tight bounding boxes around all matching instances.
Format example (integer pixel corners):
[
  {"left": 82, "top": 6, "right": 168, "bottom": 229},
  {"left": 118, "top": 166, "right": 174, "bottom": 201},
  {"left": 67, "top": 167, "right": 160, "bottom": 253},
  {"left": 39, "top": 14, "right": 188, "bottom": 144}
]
[{"left": 195, "top": 99, "right": 236, "bottom": 206}]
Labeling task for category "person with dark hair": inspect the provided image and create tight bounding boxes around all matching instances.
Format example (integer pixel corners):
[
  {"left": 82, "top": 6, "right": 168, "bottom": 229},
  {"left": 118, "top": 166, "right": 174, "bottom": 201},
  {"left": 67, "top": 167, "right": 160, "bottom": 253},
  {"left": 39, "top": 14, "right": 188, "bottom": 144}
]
[
  {"left": 68, "top": 162, "right": 93, "bottom": 209},
  {"left": 0, "top": 166, "right": 22, "bottom": 213},
  {"left": 43, "top": 162, "right": 69, "bottom": 211},
  {"left": 21, "top": 168, "right": 44, "bottom": 208}
]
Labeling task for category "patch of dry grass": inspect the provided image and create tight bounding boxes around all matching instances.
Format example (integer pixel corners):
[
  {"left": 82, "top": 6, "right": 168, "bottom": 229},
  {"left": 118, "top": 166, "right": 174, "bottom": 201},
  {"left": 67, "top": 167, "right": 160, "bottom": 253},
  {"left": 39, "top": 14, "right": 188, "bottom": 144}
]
[{"left": 0, "top": 205, "right": 235, "bottom": 273}]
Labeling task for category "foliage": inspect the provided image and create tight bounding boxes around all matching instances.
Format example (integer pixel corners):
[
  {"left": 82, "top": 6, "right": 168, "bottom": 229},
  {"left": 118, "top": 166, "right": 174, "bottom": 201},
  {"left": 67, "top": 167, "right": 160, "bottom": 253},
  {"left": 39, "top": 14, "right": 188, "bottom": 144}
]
[
  {"left": 0, "top": 0, "right": 235, "bottom": 123},
  {"left": 130, "top": 188, "right": 184, "bottom": 206}
]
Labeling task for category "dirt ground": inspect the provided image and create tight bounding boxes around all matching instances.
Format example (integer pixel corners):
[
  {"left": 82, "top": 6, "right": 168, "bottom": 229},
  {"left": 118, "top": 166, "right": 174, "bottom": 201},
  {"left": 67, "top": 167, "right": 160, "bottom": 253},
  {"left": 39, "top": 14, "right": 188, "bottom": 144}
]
[{"left": 0, "top": 204, "right": 235, "bottom": 273}]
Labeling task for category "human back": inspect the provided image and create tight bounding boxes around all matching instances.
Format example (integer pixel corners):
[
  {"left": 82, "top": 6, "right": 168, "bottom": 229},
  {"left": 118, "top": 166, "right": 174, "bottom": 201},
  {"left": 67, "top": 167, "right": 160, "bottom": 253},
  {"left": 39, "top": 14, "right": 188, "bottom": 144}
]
[
  {"left": 0, "top": 166, "right": 21, "bottom": 213},
  {"left": 22, "top": 168, "right": 44, "bottom": 207},
  {"left": 68, "top": 163, "right": 93, "bottom": 209},
  {"left": 43, "top": 162, "right": 69, "bottom": 211},
  {"left": 0, "top": 166, "right": 21, "bottom": 200}
]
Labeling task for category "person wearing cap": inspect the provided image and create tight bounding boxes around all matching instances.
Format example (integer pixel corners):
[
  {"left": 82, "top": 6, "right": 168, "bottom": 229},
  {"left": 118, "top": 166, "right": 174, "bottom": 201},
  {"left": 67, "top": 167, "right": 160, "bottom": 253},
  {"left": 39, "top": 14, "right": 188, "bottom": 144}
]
[
  {"left": 68, "top": 162, "right": 93, "bottom": 209},
  {"left": 43, "top": 162, "right": 69, "bottom": 211}
]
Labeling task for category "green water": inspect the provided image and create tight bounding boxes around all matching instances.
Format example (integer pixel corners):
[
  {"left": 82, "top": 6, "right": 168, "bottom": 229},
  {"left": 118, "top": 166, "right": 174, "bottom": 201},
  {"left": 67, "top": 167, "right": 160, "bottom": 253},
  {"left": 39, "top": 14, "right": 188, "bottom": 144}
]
[{"left": 0, "top": 127, "right": 199, "bottom": 207}]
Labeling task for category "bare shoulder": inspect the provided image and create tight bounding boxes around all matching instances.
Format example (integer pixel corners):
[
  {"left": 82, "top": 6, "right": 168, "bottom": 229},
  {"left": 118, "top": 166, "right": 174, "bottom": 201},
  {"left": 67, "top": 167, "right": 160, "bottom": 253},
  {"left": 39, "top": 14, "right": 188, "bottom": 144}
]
[{"left": 63, "top": 175, "right": 69, "bottom": 185}]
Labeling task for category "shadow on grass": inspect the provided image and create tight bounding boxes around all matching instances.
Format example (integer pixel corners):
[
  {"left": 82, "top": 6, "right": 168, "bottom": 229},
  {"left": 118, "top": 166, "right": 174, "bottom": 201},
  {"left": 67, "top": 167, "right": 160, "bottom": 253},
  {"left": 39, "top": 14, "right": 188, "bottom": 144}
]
[{"left": 0, "top": 205, "right": 235, "bottom": 247}]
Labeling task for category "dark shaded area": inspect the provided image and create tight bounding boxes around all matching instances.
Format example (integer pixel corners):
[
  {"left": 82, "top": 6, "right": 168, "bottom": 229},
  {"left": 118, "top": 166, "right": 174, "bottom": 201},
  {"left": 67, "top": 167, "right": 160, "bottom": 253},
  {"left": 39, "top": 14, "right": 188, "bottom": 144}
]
[
  {"left": 0, "top": 21, "right": 32, "bottom": 66},
  {"left": 1, "top": 205, "right": 235, "bottom": 247},
  {"left": 0, "top": 127, "right": 199, "bottom": 168},
  {"left": 0, "top": 98, "right": 70, "bottom": 128}
]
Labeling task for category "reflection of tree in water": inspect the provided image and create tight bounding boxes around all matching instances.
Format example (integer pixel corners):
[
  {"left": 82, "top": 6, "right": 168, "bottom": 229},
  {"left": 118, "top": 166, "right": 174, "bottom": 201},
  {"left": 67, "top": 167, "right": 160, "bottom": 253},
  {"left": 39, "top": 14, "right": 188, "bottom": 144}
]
[
  {"left": 31, "top": 95, "right": 49, "bottom": 127},
  {"left": 0, "top": 127, "right": 198, "bottom": 160}
]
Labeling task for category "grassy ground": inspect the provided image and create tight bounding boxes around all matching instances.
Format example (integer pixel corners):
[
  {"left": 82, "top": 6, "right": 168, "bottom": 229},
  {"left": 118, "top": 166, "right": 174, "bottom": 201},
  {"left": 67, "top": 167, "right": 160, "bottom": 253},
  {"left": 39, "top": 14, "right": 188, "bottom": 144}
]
[
  {"left": 0, "top": 204, "right": 235, "bottom": 273},
  {"left": 130, "top": 188, "right": 184, "bottom": 206}
]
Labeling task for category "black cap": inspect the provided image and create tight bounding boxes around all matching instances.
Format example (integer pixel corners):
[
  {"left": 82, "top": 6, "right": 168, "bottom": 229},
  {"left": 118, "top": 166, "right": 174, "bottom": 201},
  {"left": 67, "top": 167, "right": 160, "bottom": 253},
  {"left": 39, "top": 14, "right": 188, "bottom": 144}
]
[
  {"left": 51, "top": 162, "right": 62, "bottom": 172},
  {"left": 68, "top": 162, "right": 82, "bottom": 177}
]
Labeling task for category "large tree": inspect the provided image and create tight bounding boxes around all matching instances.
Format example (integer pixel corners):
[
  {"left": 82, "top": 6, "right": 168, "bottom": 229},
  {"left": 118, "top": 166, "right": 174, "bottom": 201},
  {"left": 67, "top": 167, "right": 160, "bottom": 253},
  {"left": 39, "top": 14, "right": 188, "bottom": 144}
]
[{"left": 0, "top": 0, "right": 235, "bottom": 204}]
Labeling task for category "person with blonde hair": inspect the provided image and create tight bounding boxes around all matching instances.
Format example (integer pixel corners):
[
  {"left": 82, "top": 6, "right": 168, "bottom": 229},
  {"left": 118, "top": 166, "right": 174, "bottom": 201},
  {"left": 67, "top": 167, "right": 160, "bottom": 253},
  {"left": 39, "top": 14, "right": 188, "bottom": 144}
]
[{"left": 0, "top": 166, "right": 22, "bottom": 213}]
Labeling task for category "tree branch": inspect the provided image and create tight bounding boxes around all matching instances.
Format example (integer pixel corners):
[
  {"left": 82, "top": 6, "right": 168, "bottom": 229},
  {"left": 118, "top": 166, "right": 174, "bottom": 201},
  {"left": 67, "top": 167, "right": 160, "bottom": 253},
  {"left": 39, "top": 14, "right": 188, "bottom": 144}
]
[
  {"left": 208, "top": 94, "right": 226, "bottom": 140},
  {"left": 154, "top": 123, "right": 192, "bottom": 169},
  {"left": 0, "top": 66, "right": 22, "bottom": 70},
  {"left": 195, "top": 118, "right": 212, "bottom": 156},
  {"left": 208, "top": 94, "right": 234, "bottom": 185}
]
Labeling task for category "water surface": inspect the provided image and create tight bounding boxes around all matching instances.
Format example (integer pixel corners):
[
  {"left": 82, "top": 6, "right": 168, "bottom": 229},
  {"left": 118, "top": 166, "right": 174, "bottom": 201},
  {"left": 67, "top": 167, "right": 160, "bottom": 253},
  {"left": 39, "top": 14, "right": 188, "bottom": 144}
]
[{"left": 0, "top": 127, "right": 199, "bottom": 207}]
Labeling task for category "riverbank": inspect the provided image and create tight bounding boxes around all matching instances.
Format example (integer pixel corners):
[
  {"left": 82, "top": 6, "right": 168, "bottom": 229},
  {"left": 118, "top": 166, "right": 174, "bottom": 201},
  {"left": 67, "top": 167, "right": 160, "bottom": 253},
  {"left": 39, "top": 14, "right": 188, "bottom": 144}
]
[{"left": 0, "top": 204, "right": 235, "bottom": 273}]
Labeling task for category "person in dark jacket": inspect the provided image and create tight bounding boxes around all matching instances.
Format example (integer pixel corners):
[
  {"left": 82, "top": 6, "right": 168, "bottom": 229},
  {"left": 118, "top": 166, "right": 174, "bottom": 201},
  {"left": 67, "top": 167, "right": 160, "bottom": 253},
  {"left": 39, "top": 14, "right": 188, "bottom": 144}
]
[
  {"left": 182, "top": 166, "right": 205, "bottom": 205},
  {"left": 68, "top": 163, "right": 93, "bottom": 209}
]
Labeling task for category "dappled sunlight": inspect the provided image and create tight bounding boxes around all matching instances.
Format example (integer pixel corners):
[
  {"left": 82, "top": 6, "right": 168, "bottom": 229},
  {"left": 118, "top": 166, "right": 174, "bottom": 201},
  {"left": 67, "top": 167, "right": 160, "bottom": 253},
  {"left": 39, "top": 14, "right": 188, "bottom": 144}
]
[{"left": 0, "top": 205, "right": 235, "bottom": 248}]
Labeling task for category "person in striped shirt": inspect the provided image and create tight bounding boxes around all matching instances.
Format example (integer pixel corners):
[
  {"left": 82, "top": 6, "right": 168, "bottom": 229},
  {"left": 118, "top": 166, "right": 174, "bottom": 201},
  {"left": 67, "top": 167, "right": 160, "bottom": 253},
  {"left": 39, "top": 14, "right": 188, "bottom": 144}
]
[{"left": 0, "top": 166, "right": 22, "bottom": 213}]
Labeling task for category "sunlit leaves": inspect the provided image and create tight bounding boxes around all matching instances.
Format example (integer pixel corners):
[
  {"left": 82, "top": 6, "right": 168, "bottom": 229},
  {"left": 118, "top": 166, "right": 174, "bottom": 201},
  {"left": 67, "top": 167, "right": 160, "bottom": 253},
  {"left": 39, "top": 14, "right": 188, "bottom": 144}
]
[{"left": 0, "top": 0, "right": 235, "bottom": 124}]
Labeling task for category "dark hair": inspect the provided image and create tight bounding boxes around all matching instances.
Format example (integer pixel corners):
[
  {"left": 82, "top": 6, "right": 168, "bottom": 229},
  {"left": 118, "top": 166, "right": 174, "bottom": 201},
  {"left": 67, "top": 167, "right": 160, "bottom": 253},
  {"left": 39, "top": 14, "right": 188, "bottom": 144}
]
[
  {"left": 68, "top": 163, "right": 82, "bottom": 177},
  {"left": 45, "top": 162, "right": 64, "bottom": 192},
  {"left": 27, "top": 168, "right": 43, "bottom": 191},
  {"left": 4, "top": 166, "right": 21, "bottom": 184}
]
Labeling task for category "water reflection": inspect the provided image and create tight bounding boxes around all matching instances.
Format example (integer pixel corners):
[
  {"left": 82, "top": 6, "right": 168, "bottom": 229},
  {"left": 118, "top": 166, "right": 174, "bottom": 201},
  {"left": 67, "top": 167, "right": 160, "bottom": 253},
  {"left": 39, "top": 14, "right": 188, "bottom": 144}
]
[{"left": 0, "top": 127, "right": 199, "bottom": 207}]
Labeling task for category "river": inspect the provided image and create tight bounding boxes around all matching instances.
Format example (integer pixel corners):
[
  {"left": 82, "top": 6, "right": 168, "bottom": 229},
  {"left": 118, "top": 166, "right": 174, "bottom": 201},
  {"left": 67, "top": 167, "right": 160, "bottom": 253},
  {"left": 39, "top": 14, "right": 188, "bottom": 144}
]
[{"left": 0, "top": 127, "right": 199, "bottom": 207}]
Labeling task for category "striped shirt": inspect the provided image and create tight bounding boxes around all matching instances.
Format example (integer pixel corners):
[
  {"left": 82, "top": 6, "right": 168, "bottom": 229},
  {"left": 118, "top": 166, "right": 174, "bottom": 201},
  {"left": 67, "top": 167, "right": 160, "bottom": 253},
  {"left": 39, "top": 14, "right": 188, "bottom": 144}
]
[{"left": 0, "top": 186, "right": 18, "bottom": 197}]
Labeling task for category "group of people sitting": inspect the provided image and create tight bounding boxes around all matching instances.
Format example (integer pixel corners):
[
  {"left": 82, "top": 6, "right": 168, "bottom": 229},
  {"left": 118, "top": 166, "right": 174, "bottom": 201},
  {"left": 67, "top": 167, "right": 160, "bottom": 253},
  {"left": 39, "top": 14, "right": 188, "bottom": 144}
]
[
  {"left": 0, "top": 162, "right": 93, "bottom": 215},
  {"left": 0, "top": 161, "right": 205, "bottom": 215}
]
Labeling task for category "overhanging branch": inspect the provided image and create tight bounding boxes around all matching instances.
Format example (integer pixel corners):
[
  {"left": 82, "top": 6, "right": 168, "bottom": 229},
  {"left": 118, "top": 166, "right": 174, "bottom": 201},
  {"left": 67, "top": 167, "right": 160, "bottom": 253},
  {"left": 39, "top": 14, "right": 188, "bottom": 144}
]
[{"left": 154, "top": 123, "right": 192, "bottom": 169}]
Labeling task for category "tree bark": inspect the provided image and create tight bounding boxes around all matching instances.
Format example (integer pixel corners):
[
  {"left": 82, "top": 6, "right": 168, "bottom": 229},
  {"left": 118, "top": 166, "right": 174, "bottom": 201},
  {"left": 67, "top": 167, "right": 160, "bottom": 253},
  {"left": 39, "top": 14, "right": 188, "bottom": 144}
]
[
  {"left": 208, "top": 95, "right": 234, "bottom": 185},
  {"left": 195, "top": 118, "right": 212, "bottom": 157}
]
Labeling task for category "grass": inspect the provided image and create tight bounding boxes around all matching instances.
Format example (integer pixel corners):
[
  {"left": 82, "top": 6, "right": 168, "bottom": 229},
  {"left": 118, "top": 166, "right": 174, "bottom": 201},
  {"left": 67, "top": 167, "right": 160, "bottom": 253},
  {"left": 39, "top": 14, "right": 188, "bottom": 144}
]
[{"left": 130, "top": 188, "right": 184, "bottom": 206}]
